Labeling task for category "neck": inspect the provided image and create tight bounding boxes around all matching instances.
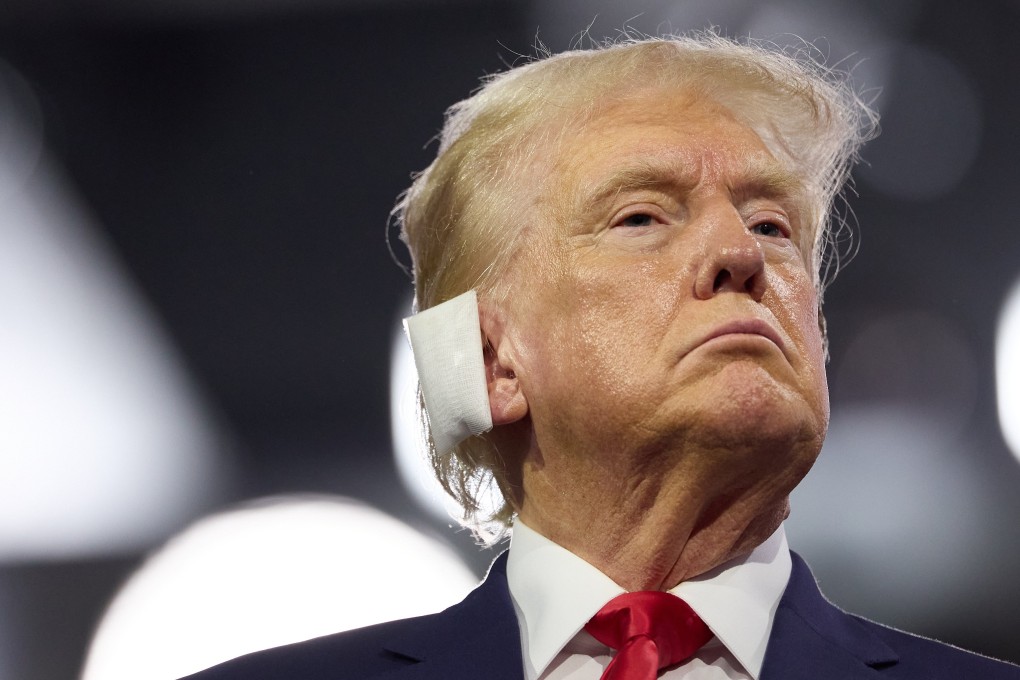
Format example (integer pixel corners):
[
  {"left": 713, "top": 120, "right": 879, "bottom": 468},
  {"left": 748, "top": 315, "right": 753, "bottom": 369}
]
[{"left": 515, "top": 443, "right": 805, "bottom": 591}]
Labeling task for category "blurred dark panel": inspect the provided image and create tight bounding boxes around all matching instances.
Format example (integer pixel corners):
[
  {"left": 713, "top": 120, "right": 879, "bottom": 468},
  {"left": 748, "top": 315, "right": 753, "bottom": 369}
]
[
  {"left": 0, "top": 557, "right": 140, "bottom": 680},
  {"left": 824, "top": 1, "right": 1019, "bottom": 401},
  {"left": 0, "top": 1, "right": 527, "bottom": 442}
]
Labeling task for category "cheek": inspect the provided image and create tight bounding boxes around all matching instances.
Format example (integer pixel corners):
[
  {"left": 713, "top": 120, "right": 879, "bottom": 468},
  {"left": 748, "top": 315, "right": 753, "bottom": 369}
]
[
  {"left": 522, "top": 262, "right": 675, "bottom": 395},
  {"left": 573, "top": 259, "right": 677, "bottom": 334},
  {"left": 767, "top": 266, "right": 829, "bottom": 411},
  {"left": 769, "top": 264, "right": 818, "bottom": 327},
  {"left": 766, "top": 267, "right": 827, "bottom": 369},
  {"left": 568, "top": 262, "right": 684, "bottom": 393}
]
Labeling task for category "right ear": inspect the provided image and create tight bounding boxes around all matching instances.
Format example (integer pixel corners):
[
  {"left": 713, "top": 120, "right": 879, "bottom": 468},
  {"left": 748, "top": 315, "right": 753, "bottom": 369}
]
[{"left": 479, "top": 304, "right": 529, "bottom": 426}]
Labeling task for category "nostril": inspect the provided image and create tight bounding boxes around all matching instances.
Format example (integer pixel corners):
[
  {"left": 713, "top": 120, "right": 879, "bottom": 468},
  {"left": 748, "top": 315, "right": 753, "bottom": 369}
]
[
  {"left": 713, "top": 269, "right": 730, "bottom": 293},
  {"left": 713, "top": 266, "right": 763, "bottom": 296},
  {"left": 698, "top": 240, "right": 767, "bottom": 300}
]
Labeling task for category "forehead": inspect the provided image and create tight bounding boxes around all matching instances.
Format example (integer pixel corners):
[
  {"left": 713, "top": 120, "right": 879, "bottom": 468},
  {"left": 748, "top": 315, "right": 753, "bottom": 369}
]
[{"left": 549, "top": 90, "right": 799, "bottom": 198}]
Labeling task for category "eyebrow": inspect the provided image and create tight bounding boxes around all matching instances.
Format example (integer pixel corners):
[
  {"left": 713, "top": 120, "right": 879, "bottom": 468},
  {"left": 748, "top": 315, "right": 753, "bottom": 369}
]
[
  {"left": 729, "top": 156, "right": 807, "bottom": 204},
  {"left": 570, "top": 154, "right": 807, "bottom": 217},
  {"left": 572, "top": 159, "right": 699, "bottom": 216}
]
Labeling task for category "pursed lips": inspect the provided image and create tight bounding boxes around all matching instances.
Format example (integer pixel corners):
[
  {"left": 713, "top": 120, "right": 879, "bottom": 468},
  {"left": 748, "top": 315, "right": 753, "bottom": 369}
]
[{"left": 684, "top": 318, "right": 789, "bottom": 360}]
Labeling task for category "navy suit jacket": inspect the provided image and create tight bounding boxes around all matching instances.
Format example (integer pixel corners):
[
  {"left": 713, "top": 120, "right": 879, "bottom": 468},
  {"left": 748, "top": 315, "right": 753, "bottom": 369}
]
[{"left": 183, "top": 552, "right": 1019, "bottom": 680}]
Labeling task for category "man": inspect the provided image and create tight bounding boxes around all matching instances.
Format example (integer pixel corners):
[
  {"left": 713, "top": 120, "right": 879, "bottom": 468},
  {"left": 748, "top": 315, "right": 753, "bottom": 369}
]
[{"left": 184, "top": 34, "right": 1019, "bottom": 679}]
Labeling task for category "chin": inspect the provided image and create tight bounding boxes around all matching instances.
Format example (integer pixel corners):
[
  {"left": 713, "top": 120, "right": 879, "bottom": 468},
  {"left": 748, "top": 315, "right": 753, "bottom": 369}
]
[{"left": 685, "top": 362, "right": 828, "bottom": 452}]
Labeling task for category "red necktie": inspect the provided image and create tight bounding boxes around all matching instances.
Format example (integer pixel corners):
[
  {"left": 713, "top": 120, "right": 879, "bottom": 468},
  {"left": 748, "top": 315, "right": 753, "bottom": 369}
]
[{"left": 584, "top": 591, "right": 713, "bottom": 680}]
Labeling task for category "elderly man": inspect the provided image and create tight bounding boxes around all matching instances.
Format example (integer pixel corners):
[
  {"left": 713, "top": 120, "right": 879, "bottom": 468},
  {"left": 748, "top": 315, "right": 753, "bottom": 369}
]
[{"left": 184, "top": 34, "right": 1019, "bottom": 680}]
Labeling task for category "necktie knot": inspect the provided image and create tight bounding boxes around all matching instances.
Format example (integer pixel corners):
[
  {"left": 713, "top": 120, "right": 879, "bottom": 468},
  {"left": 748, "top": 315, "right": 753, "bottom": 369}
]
[{"left": 584, "top": 591, "right": 712, "bottom": 679}]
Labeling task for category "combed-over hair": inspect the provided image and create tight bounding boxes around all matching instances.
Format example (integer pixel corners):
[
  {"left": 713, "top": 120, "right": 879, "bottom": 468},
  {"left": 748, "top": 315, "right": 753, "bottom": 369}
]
[{"left": 395, "top": 32, "right": 877, "bottom": 541}]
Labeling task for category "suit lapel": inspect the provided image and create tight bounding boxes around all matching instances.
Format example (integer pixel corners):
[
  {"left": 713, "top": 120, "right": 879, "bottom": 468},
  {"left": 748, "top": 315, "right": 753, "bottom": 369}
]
[
  {"left": 366, "top": 548, "right": 900, "bottom": 680},
  {"left": 377, "top": 552, "right": 523, "bottom": 680},
  {"left": 761, "top": 553, "right": 899, "bottom": 680}
]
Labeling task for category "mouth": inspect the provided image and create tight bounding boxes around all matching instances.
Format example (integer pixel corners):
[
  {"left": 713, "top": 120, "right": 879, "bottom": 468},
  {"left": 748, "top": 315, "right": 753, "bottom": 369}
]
[{"left": 696, "top": 319, "right": 787, "bottom": 356}]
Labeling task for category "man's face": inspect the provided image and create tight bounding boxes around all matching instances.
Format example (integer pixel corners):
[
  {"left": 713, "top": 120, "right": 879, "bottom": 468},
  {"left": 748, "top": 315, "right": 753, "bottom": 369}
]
[{"left": 502, "top": 89, "right": 829, "bottom": 484}]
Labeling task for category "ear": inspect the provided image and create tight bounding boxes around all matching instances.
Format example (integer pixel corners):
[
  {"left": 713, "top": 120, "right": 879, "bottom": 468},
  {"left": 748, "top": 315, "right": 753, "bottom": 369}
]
[{"left": 479, "top": 304, "right": 529, "bottom": 426}]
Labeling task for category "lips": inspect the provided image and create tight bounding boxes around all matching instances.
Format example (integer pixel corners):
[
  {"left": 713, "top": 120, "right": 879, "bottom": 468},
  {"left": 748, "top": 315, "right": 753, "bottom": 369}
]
[{"left": 692, "top": 318, "right": 788, "bottom": 357}]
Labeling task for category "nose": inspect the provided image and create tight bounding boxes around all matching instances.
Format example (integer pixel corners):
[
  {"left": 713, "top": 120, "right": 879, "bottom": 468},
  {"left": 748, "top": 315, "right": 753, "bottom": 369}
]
[{"left": 693, "top": 211, "right": 767, "bottom": 301}]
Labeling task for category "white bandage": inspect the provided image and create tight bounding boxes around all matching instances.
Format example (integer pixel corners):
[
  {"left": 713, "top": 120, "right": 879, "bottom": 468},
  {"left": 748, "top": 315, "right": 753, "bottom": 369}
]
[{"left": 403, "top": 290, "right": 493, "bottom": 455}]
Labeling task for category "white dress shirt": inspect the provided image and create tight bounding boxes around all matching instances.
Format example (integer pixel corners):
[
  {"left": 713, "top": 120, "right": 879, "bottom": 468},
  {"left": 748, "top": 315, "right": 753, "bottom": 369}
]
[{"left": 506, "top": 522, "right": 791, "bottom": 680}]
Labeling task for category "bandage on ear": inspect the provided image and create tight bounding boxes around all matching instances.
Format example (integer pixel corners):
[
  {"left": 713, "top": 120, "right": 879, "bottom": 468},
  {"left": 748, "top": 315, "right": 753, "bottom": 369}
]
[{"left": 402, "top": 290, "right": 493, "bottom": 455}]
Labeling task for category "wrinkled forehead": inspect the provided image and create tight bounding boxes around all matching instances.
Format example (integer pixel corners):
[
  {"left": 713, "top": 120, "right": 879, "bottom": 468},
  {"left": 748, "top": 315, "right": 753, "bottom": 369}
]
[
  {"left": 543, "top": 88, "right": 811, "bottom": 189},
  {"left": 557, "top": 109, "right": 795, "bottom": 186}
]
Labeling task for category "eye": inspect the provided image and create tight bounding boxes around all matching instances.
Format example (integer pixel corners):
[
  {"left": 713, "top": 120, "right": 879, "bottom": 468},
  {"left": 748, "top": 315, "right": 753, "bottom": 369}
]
[
  {"left": 750, "top": 219, "right": 789, "bottom": 238},
  {"left": 615, "top": 212, "right": 657, "bottom": 228}
]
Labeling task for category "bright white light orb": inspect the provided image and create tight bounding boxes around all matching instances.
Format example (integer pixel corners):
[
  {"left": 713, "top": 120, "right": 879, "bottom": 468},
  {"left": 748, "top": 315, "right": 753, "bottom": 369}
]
[
  {"left": 997, "top": 277, "right": 1020, "bottom": 463},
  {"left": 81, "top": 496, "right": 478, "bottom": 680},
  {"left": 0, "top": 65, "right": 223, "bottom": 560}
]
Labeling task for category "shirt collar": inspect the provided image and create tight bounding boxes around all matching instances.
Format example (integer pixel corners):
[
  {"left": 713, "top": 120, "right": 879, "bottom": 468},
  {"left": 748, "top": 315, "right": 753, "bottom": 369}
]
[{"left": 506, "top": 521, "right": 791, "bottom": 680}]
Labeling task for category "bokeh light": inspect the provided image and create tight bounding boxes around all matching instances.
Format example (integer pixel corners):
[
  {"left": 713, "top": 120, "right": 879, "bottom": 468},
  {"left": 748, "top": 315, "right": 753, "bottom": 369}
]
[
  {"left": 788, "top": 402, "right": 988, "bottom": 623},
  {"left": 0, "top": 63, "right": 225, "bottom": 561},
  {"left": 81, "top": 496, "right": 478, "bottom": 680},
  {"left": 833, "top": 311, "right": 979, "bottom": 437},
  {"left": 858, "top": 43, "right": 983, "bottom": 201},
  {"left": 998, "top": 277, "right": 1020, "bottom": 463}
]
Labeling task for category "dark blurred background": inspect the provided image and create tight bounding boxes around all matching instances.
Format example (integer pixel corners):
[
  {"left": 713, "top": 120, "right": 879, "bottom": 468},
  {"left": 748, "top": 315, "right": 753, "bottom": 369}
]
[{"left": 0, "top": 1, "right": 1018, "bottom": 678}]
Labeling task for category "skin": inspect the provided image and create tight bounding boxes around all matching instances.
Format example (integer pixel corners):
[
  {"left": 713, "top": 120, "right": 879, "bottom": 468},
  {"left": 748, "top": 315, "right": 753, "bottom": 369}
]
[{"left": 481, "top": 89, "right": 829, "bottom": 592}]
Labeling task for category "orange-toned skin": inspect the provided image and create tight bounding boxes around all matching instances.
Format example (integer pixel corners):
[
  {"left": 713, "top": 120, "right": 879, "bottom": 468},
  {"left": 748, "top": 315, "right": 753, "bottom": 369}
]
[{"left": 482, "top": 91, "right": 829, "bottom": 592}]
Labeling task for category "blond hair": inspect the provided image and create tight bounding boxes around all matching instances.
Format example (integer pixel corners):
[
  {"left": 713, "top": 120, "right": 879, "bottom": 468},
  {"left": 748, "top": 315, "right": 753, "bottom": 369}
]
[{"left": 395, "top": 32, "right": 877, "bottom": 540}]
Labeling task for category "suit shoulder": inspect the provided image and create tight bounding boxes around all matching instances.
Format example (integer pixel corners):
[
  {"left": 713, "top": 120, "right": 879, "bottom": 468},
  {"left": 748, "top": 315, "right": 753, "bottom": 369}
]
[
  {"left": 853, "top": 615, "right": 1020, "bottom": 679},
  {"left": 178, "top": 552, "right": 516, "bottom": 680},
  {"left": 178, "top": 614, "right": 437, "bottom": 680}
]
